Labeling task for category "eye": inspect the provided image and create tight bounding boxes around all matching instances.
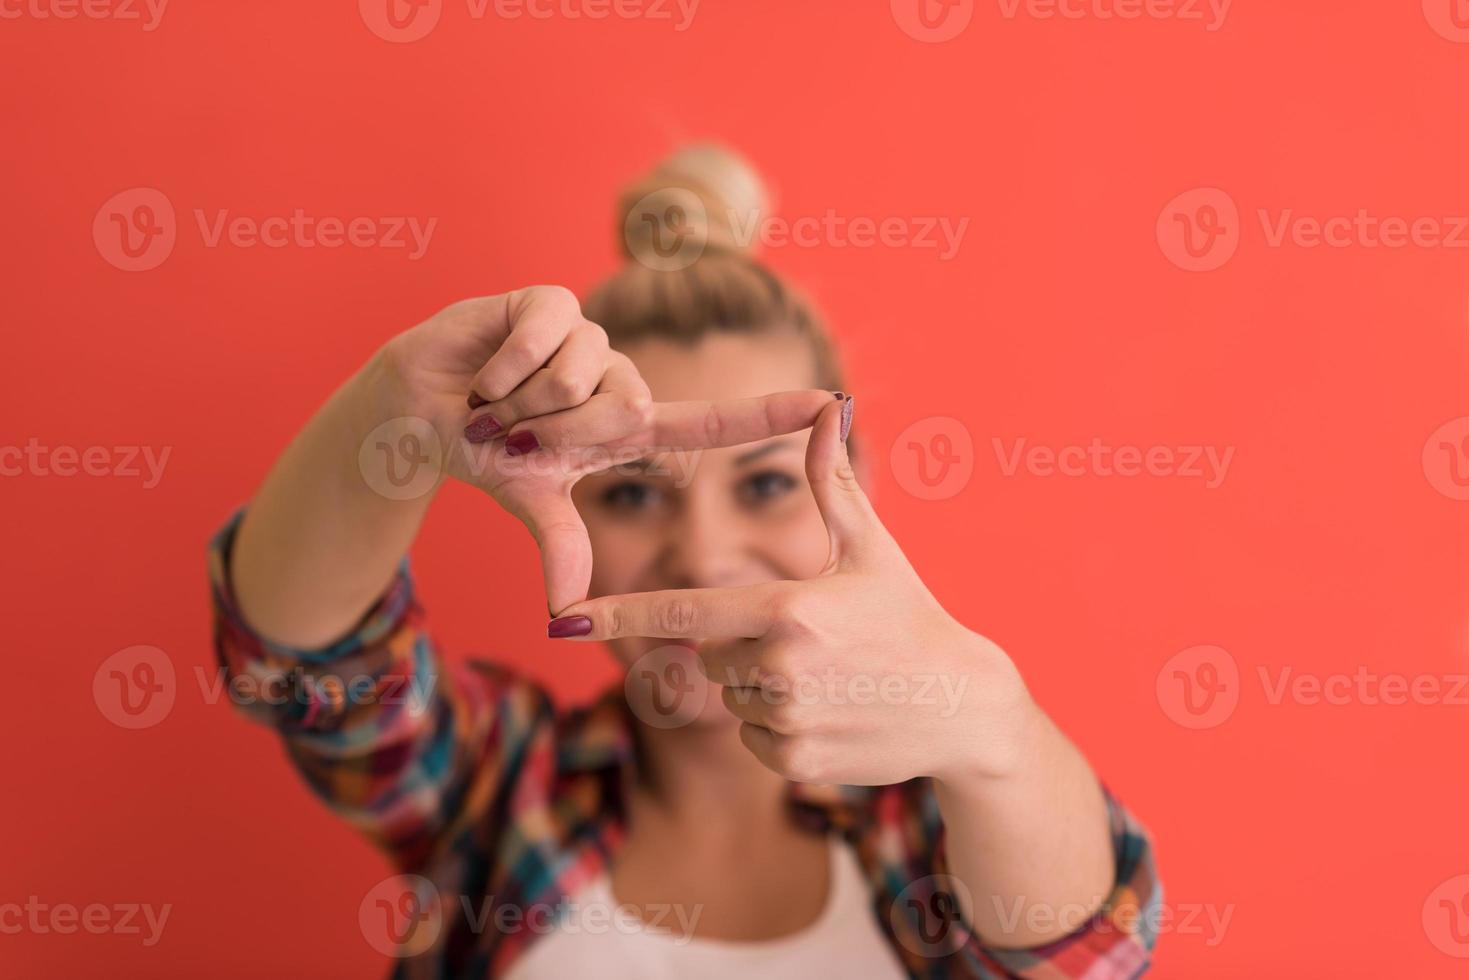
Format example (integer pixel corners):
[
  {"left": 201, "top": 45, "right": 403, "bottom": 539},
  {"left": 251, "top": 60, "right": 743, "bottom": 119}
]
[
  {"left": 600, "top": 480, "right": 662, "bottom": 512},
  {"left": 737, "top": 469, "right": 797, "bottom": 506}
]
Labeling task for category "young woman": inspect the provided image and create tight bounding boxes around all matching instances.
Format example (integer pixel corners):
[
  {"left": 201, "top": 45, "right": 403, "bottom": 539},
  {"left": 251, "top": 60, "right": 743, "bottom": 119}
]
[{"left": 210, "top": 147, "right": 1159, "bottom": 978}]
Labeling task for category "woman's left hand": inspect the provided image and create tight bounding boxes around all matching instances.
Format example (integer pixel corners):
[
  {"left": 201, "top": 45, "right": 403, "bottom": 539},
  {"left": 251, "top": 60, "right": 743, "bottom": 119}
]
[{"left": 550, "top": 396, "right": 1037, "bottom": 786}]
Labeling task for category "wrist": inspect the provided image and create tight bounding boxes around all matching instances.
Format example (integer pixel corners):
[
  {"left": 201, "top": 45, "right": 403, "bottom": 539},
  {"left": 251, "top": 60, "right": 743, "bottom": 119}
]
[
  {"left": 337, "top": 344, "right": 446, "bottom": 508},
  {"left": 931, "top": 632, "right": 1043, "bottom": 788}
]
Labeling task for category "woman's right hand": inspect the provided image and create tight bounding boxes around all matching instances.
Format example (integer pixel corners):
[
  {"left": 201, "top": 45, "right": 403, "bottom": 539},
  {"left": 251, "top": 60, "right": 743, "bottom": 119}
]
[{"left": 377, "top": 286, "right": 836, "bottom": 615}]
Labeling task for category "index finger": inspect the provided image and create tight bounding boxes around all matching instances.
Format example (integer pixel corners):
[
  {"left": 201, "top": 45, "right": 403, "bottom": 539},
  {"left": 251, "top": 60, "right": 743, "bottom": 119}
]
[
  {"left": 548, "top": 583, "right": 786, "bottom": 641},
  {"left": 648, "top": 390, "right": 843, "bottom": 451}
]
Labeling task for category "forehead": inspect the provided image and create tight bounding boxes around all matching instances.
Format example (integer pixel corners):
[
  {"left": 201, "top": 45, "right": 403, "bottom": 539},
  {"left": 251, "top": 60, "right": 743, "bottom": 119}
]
[{"left": 618, "top": 331, "right": 819, "bottom": 404}]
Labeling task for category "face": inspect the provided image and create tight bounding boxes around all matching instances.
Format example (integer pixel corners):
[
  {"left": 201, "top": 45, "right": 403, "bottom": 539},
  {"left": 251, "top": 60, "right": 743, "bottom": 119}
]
[{"left": 571, "top": 330, "right": 834, "bottom": 726}]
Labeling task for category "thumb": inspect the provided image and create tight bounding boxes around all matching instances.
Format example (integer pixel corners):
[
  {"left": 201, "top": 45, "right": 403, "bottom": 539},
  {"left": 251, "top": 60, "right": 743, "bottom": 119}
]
[
  {"left": 805, "top": 395, "right": 878, "bottom": 564},
  {"left": 516, "top": 491, "right": 593, "bottom": 616}
]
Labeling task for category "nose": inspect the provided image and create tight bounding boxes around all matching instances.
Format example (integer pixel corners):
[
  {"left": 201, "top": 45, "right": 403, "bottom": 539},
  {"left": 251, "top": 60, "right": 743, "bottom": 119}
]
[{"left": 657, "top": 495, "right": 753, "bottom": 590}]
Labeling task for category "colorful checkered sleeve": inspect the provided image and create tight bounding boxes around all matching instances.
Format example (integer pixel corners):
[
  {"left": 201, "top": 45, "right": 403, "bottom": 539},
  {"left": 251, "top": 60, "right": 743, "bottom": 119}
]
[
  {"left": 208, "top": 508, "right": 549, "bottom": 872},
  {"left": 932, "top": 786, "right": 1160, "bottom": 979}
]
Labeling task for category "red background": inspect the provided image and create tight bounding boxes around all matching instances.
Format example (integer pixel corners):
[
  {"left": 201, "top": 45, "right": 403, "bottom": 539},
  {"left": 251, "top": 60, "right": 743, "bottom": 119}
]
[{"left": 3, "top": 1, "right": 1468, "bottom": 976}]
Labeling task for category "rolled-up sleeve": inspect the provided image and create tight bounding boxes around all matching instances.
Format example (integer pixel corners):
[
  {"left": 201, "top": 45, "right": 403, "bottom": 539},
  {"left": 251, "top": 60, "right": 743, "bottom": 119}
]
[{"left": 970, "top": 788, "right": 1160, "bottom": 979}]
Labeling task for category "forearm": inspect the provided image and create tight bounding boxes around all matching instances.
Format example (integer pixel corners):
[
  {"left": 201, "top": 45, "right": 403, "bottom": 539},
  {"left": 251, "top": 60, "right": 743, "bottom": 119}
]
[
  {"left": 231, "top": 346, "right": 439, "bottom": 648},
  {"left": 934, "top": 701, "right": 1116, "bottom": 950}
]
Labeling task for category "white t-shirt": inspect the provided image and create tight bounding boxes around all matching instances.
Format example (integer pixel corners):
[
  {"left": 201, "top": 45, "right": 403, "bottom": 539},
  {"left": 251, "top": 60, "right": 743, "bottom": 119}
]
[{"left": 504, "top": 835, "right": 909, "bottom": 980}]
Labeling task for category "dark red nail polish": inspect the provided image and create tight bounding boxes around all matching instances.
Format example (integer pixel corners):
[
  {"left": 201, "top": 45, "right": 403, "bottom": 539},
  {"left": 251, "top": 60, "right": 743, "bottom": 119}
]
[
  {"left": 505, "top": 431, "right": 540, "bottom": 456},
  {"left": 832, "top": 391, "right": 846, "bottom": 400},
  {"left": 468, "top": 391, "right": 488, "bottom": 410},
  {"left": 548, "top": 616, "right": 592, "bottom": 638},
  {"left": 464, "top": 414, "right": 503, "bottom": 444},
  {"left": 840, "top": 395, "right": 854, "bottom": 443}
]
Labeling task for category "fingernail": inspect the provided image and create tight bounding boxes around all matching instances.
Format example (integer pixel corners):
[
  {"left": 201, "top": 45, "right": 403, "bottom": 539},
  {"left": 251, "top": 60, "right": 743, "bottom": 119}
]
[
  {"left": 505, "top": 431, "right": 540, "bottom": 456},
  {"left": 464, "top": 414, "right": 503, "bottom": 443},
  {"left": 832, "top": 391, "right": 846, "bottom": 400},
  {"left": 548, "top": 616, "right": 593, "bottom": 638},
  {"left": 840, "top": 395, "right": 854, "bottom": 443},
  {"left": 468, "top": 391, "right": 488, "bottom": 410}
]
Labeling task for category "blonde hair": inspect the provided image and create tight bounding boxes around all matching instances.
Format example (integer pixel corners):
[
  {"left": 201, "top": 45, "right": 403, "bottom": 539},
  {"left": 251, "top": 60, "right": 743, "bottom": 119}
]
[{"left": 583, "top": 145, "right": 844, "bottom": 391}]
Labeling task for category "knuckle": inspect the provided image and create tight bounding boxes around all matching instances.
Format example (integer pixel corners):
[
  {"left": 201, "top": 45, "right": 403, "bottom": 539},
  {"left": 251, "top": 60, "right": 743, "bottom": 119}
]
[
  {"left": 761, "top": 647, "right": 800, "bottom": 683},
  {"left": 577, "top": 319, "right": 610, "bottom": 348},
  {"left": 527, "top": 283, "right": 579, "bottom": 311},
  {"left": 700, "top": 403, "right": 725, "bottom": 447},
  {"left": 764, "top": 701, "right": 811, "bottom": 736},
  {"left": 771, "top": 590, "right": 817, "bottom": 633},
  {"left": 655, "top": 597, "right": 699, "bottom": 636},
  {"left": 546, "top": 368, "right": 587, "bottom": 403},
  {"left": 773, "top": 737, "right": 824, "bottom": 782},
  {"left": 624, "top": 390, "right": 655, "bottom": 430},
  {"left": 833, "top": 460, "right": 863, "bottom": 494},
  {"left": 606, "top": 603, "right": 627, "bottom": 639}
]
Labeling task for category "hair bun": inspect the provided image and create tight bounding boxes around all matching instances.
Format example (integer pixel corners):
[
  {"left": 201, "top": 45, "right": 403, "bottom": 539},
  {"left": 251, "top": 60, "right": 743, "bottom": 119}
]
[{"left": 619, "top": 144, "right": 767, "bottom": 270}]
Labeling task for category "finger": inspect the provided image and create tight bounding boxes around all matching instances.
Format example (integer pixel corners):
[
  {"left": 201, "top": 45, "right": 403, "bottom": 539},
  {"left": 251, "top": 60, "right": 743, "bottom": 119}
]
[
  {"left": 549, "top": 584, "right": 787, "bottom": 641},
  {"left": 648, "top": 389, "right": 843, "bottom": 451},
  {"left": 721, "top": 685, "right": 777, "bottom": 728},
  {"left": 509, "top": 355, "right": 653, "bottom": 452},
  {"left": 696, "top": 637, "right": 768, "bottom": 689},
  {"left": 736, "top": 723, "right": 809, "bottom": 780},
  {"left": 721, "top": 685, "right": 818, "bottom": 735},
  {"left": 514, "top": 491, "right": 593, "bottom": 616},
  {"left": 478, "top": 322, "right": 609, "bottom": 430},
  {"left": 805, "top": 395, "right": 878, "bottom": 562},
  {"left": 470, "top": 285, "right": 583, "bottom": 403}
]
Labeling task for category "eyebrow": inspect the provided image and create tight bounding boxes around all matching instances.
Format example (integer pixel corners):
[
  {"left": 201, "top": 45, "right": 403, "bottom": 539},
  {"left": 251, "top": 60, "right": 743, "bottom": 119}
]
[
  {"left": 733, "top": 439, "right": 796, "bottom": 466},
  {"left": 609, "top": 438, "right": 797, "bottom": 475}
]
